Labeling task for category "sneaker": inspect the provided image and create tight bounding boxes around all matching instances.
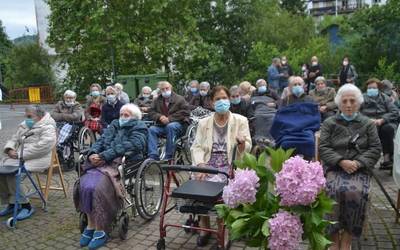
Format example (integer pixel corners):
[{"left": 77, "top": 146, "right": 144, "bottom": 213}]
[
  {"left": 80, "top": 228, "right": 95, "bottom": 247},
  {"left": 88, "top": 231, "right": 108, "bottom": 250},
  {"left": 0, "top": 204, "right": 15, "bottom": 217},
  {"left": 15, "top": 207, "right": 35, "bottom": 220}
]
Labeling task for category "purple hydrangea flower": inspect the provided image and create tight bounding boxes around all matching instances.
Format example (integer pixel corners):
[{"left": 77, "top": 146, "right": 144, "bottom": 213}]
[
  {"left": 222, "top": 168, "right": 259, "bottom": 208},
  {"left": 275, "top": 156, "right": 326, "bottom": 206},
  {"left": 268, "top": 211, "right": 303, "bottom": 250}
]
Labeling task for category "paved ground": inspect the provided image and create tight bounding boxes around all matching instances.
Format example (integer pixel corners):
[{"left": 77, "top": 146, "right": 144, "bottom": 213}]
[{"left": 0, "top": 104, "right": 400, "bottom": 250}]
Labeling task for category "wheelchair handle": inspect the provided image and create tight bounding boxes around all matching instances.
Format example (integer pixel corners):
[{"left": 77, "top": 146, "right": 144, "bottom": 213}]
[{"left": 161, "top": 165, "right": 230, "bottom": 179}]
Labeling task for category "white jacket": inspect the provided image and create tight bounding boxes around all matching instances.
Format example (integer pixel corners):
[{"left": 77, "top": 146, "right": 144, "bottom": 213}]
[
  {"left": 191, "top": 112, "right": 252, "bottom": 166},
  {"left": 3, "top": 113, "right": 56, "bottom": 172}
]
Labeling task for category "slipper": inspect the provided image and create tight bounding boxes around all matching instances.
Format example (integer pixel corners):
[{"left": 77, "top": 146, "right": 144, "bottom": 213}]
[
  {"left": 88, "top": 231, "right": 108, "bottom": 250},
  {"left": 0, "top": 205, "right": 16, "bottom": 217},
  {"left": 15, "top": 207, "right": 35, "bottom": 220},
  {"left": 80, "top": 228, "right": 95, "bottom": 247}
]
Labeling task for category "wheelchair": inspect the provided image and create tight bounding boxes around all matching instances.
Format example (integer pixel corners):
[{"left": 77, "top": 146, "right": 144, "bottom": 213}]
[
  {"left": 77, "top": 152, "right": 164, "bottom": 239},
  {"left": 56, "top": 122, "right": 96, "bottom": 171}
]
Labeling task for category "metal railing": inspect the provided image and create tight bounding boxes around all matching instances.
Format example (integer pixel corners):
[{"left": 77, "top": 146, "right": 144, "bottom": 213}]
[{"left": 8, "top": 85, "right": 54, "bottom": 104}]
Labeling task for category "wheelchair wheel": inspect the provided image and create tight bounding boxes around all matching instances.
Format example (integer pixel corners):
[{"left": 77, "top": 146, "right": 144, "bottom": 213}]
[
  {"left": 134, "top": 160, "right": 164, "bottom": 220},
  {"left": 6, "top": 217, "right": 16, "bottom": 228},
  {"left": 78, "top": 126, "right": 95, "bottom": 153},
  {"left": 118, "top": 212, "right": 129, "bottom": 240},
  {"left": 79, "top": 212, "right": 88, "bottom": 233}
]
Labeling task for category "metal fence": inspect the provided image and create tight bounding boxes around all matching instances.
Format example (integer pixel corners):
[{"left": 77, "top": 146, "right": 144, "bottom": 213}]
[{"left": 8, "top": 85, "right": 54, "bottom": 104}]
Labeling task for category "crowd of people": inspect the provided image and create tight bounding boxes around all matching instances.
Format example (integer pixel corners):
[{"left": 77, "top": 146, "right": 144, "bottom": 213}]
[{"left": 0, "top": 55, "right": 399, "bottom": 249}]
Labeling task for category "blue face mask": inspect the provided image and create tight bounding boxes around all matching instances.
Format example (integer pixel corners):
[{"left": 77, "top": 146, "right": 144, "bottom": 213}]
[
  {"left": 292, "top": 86, "right": 304, "bottom": 97},
  {"left": 190, "top": 87, "right": 198, "bottom": 94},
  {"left": 119, "top": 118, "right": 131, "bottom": 127},
  {"left": 214, "top": 99, "right": 231, "bottom": 114},
  {"left": 107, "top": 94, "right": 117, "bottom": 103},
  {"left": 25, "top": 118, "right": 35, "bottom": 129},
  {"left": 200, "top": 90, "right": 208, "bottom": 97},
  {"left": 91, "top": 91, "right": 100, "bottom": 97},
  {"left": 367, "top": 88, "right": 379, "bottom": 97},
  {"left": 258, "top": 86, "right": 267, "bottom": 94},
  {"left": 162, "top": 90, "right": 172, "bottom": 98},
  {"left": 231, "top": 97, "right": 241, "bottom": 105},
  {"left": 341, "top": 112, "right": 358, "bottom": 121}
]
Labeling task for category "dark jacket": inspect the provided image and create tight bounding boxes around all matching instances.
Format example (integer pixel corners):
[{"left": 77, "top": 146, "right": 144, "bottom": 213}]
[
  {"left": 280, "top": 93, "right": 315, "bottom": 107},
  {"left": 279, "top": 64, "right": 293, "bottom": 87},
  {"left": 309, "top": 87, "right": 337, "bottom": 111},
  {"left": 149, "top": 92, "right": 190, "bottom": 125},
  {"left": 230, "top": 98, "right": 250, "bottom": 118},
  {"left": 89, "top": 119, "right": 148, "bottom": 162},
  {"left": 134, "top": 95, "right": 153, "bottom": 110},
  {"left": 339, "top": 64, "right": 358, "bottom": 86},
  {"left": 308, "top": 64, "right": 323, "bottom": 83},
  {"left": 51, "top": 101, "right": 83, "bottom": 123},
  {"left": 189, "top": 94, "right": 213, "bottom": 111},
  {"left": 319, "top": 114, "right": 381, "bottom": 172},
  {"left": 249, "top": 90, "right": 280, "bottom": 117},
  {"left": 360, "top": 92, "right": 400, "bottom": 125},
  {"left": 101, "top": 100, "right": 124, "bottom": 127}
]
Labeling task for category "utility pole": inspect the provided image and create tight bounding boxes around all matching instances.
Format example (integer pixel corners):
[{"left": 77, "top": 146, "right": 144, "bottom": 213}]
[{"left": 335, "top": 0, "right": 338, "bottom": 16}]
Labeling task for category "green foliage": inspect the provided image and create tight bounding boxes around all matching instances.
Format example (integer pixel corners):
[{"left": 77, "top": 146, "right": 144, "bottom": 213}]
[
  {"left": 0, "top": 20, "right": 12, "bottom": 84},
  {"left": 373, "top": 58, "right": 400, "bottom": 85},
  {"left": 216, "top": 148, "right": 335, "bottom": 249},
  {"left": 4, "top": 43, "right": 54, "bottom": 88},
  {"left": 279, "top": 0, "right": 306, "bottom": 15}
]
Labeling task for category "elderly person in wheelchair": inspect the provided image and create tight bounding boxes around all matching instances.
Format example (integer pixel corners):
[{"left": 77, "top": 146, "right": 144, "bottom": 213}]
[
  {"left": 0, "top": 105, "right": 56, "bottom": 220},
  {"left": 73, "top": 103, "right": 147, "bottom": 249},
  {"left": 51, "top": 90, "right": 83, "bottom": 124},
  {"left": 191, "top": 85, "right": 252, "bottom": 247},
  {"left": 319, "top": 84, "right": 381, "bottom": 250}
]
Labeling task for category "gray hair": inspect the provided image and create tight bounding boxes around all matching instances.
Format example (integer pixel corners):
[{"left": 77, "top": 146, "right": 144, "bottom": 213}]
[
  {"left": 106, "top": 86, "right": 117, "bottom": 94},
  {"left": 334, "top": 83, "right": 364, "bottom": 106},
  {"left": 256, "top": 79, "right": 267, "bottom": 86},
  {"left": 26, "top": 105, "right": 46, "bottom": 117},
  {"left": 288, "top": 76, "right": 305, "bottom": 86},
  {"left": 230, "top": 85, "right": 240, "bottom": 95},
  {"left": 120, "top": 103, "right": 142, "bottom": 120},
  {"left": 159, "top": 81, "right": 172, "bottom": 88},
  {"left": 64, "top": 90, "right": 76, "bottom": 98},
  {"left": 315, "top": 76, "right": 326, "bottom": 84},
  {"left": 189, "top": 80, "right": 199, "bottom": 86},
  {"left": 142, "top": 86, "right": 152, "bottom": 93},
  {"left": 272, "top": 57, "right": 281, "bottom": 64},
  {"left": 199, "top": 81, "right": 210, "bottom": 89},
  {"left": 114, "top": 83, "right": 123, "bottom": 90}
]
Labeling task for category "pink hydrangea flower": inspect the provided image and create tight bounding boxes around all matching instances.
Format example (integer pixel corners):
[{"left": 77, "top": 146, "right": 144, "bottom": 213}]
[
  {"left": 275, "top": 156, "right": 326, "bottom": 206},
  {"left": 268, "top": 211, "right": 303, "bottom": 250},
  {"left": 222, "top": 168, "right": 259, "bottom": 208}
]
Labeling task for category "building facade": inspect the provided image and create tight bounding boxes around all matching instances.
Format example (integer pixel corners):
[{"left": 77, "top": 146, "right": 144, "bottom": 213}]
[{"left": 309, "top": 0, "right": 387, "bottom": 17}]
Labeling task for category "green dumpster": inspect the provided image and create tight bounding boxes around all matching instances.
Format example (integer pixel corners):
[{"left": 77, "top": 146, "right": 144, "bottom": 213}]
[{"left": 116, "top": 73, "right": 168, "bottom": 101}]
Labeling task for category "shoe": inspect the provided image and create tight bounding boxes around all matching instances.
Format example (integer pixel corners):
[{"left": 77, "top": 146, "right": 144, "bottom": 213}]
[
  {"left": 196, "top": 233, "right": 211, "bottom": 247},
  {"left": 15, "top": 207, "right": 35, "bottom": 220},
  {"left": 80, "top": 228, "right": 95, "bottom": 247},
  {"left": 88, "top": 231, "right": 108, "bottom": 250},
  {"left": 0, "top": 205, "right": 15, "bottom": 217},
  {"left": 380, "top": 161, "right": 393, "bottom": 170}
]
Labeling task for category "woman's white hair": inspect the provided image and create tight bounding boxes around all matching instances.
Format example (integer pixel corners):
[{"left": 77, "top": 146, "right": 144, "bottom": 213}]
[
  {"left": 106, "top": 86, "right": 117, "bottom": 94},
  {"left": 142, "top": 86, "right": 152, "bottom": 93},
  {"left": 114, "top": 83, "right": 123, "bottom": 90},
  {"left": 256, "top": 79, "right": 266, "bottom": 86},
  {"left": 200, "top": 81, "right": 210, "bottom": 89},
  {"left": 334, "top": 83, "right": 364, "bottom": 106},
  {"left": 121, "top": 103, "right": 142, "bottom": 120},
  {"left": 64, "top": 90, "right": 76, "bottom": 98}
]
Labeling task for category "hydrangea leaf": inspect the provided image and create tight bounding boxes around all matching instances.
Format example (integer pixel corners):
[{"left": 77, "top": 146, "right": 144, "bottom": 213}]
[{"left": 261, "top": 220, "right": 270, "bottom": 237}]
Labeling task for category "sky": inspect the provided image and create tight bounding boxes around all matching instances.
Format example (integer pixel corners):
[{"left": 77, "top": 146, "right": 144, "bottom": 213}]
[{"left": 0, "top": 0, "right": 37, "bottom": 40}]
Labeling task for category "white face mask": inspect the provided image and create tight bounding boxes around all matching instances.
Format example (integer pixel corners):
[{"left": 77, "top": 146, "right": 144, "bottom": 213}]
[
  {"left": 312, "top": 61, "right": 318, "bottom": 66},
  {"left": 343, "top": 61, "right": 349, "bottom": 66}
]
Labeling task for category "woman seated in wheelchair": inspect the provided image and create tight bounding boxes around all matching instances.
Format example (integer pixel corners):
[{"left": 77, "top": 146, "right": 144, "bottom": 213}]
[
  {"left": 0, "top": 105, "right": 56, "bottom": 220},
  {"left": 319, "top": 84, "right": 381, "bottom": 250},
  {"left": 73, "top": 103, "right": 147, "bottom": 249},
  {"left": 190, "top": 85, "right": 252, "bottom": 247}
]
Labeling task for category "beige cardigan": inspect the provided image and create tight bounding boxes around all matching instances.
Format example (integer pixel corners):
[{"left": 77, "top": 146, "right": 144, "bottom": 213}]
[{"left": 191, "top": 112, "right": 252, "bottom": 166}]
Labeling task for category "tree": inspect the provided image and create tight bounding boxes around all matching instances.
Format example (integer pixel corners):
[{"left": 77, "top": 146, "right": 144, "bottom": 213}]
[
  {"left": 0, "top": 20, "right": 12, "bottom": 85},
  {"left": 4, "top": 43, "right": 54, "bottom": 88},
  {"left": 280, "top": 0, "right": 306, "bottom": 15}
]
